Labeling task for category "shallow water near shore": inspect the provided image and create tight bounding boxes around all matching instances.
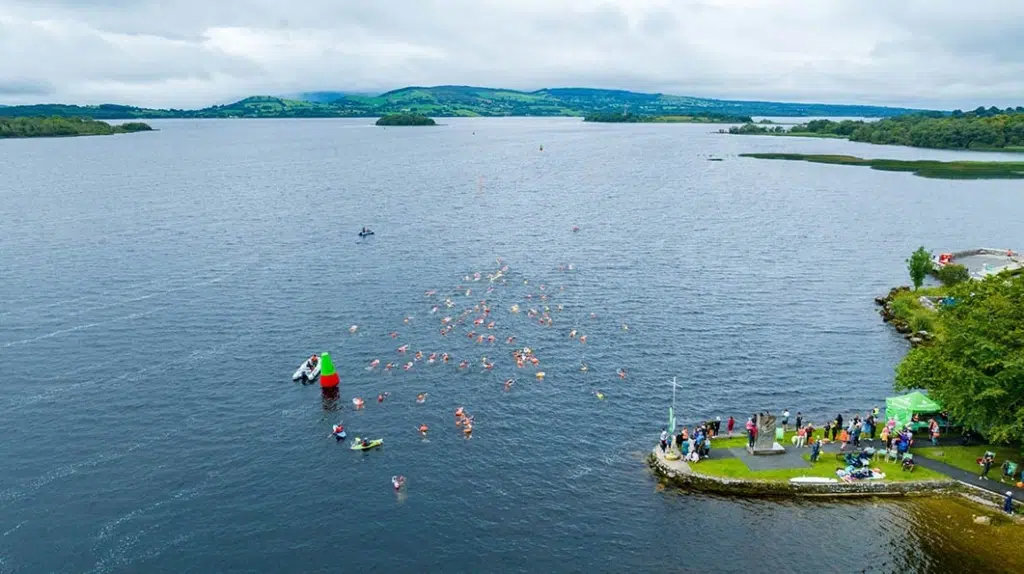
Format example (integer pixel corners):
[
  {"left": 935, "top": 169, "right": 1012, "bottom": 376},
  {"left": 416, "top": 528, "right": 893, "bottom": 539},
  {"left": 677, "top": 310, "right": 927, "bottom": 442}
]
[{"left": 2, "top": 118, "right": 1023, "bottom": 573}]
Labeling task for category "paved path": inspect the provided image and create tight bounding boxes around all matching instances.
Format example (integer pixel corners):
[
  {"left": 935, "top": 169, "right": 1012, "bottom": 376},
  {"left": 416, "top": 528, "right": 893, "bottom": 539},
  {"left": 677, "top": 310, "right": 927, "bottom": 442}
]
[{"left": 911, "top": 451, "right": 1023, "bottom": 506}]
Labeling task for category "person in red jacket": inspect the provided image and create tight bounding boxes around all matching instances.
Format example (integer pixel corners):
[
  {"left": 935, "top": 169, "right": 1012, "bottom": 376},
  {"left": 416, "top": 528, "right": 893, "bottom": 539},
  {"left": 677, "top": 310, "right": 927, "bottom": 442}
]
[{"left": 727, "top": 416, "right": 735, "bottom": 437}]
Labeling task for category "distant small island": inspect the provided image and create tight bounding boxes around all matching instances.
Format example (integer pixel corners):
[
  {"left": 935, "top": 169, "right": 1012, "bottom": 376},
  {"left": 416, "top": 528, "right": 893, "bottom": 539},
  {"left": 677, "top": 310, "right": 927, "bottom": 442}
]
[
  {"left": 0, "top": 116, "right": 153, "bottom": 139},
  {"left": 740, "top": 153, "right": 1024, "bottom": 180},
  {"left": 584, "top": 112, "right": 752, "bottom": 124},
  {"left": 375, "top": 113, "right": 436, "bottom": 126}
]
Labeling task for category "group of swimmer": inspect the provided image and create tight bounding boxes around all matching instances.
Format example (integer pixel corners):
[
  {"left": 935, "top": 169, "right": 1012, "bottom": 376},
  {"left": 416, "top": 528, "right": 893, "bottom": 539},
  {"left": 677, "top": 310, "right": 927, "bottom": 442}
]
[{"left": 311, "top": 257, "right": 634, "bottom": 492}]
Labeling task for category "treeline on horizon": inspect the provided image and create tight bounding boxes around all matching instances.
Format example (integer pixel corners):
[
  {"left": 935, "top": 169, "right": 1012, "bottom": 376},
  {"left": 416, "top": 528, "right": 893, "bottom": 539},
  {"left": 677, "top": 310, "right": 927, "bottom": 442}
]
[
  {"left": 0, "top": 116, "right": 152, "bottom": 138},
  {"left": 583, "top": 111, "right": 753, "bottom": 123},
  {"left": 0, "top": 86, "right": 928, "bottom": 121},
  {"left": 730, "top": 106, "right": 1024, "bottom": 150}
]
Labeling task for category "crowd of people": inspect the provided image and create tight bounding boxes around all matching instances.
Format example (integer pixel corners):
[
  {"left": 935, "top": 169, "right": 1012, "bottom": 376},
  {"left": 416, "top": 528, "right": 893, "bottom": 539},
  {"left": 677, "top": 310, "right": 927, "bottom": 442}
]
[{"left": 659, "top": 418, "right": 722, "bottom": 463}]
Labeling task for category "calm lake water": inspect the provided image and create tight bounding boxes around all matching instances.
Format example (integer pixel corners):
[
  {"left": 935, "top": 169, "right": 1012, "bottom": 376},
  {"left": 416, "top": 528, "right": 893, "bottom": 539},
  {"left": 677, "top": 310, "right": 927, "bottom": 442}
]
[{"left": 2, "top": 118, "right": 1022, "bottom": 573}]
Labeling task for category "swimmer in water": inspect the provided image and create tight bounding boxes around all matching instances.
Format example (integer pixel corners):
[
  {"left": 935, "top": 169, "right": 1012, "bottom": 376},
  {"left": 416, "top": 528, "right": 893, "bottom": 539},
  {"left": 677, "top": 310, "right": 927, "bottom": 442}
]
[
  {"left": 378, "top": 392, "right": 389, "bottom": 403},
  {"left": 389, "top": 332, "right": 399, "bottom": 339},
  {"left": 580, "top": 362, "right": 589, "bottom": 372},
  {"left": 418, "top": 424, "right": 429, "bottom": 437},
  {"left": 398, "top": 344, "right": 409, "bottom": 353},
  {"left": 352, "top": 397, "right": 365, "bottom": 409},
  {"left": 416, "top": 393, "right": 427, "bottom": 404},
  {"left": 569, "top": 329, "right": 577, "bottom": 339},
  {"left": 596, "top": 391, "right": 605, "bottom": 400},
  {"left": 368, "top": 359, "right": 380, "bottom": 370},
  {"left": 506, "top": 336, "right": 516, "bottom": 344},
  {"left": 458, "top": 360, "right": 469, "bottom": 369},
  {"left": 618, "top": 369, "right": 626, "bottom": 379},
  {"left": 384, "top": 362, "right": 395, "bottom": 371},
  {"left": 580, "top": 335, "right": 587, "bottom": 344},
  {"left": 403, "top": 362, "right": 414, "bottom": 371},
  {"left": 442, "top": 353, "right": 450, "bottom": 363},
  {"left": 504, "top": 379, "right": 514, "bottom": 391}
]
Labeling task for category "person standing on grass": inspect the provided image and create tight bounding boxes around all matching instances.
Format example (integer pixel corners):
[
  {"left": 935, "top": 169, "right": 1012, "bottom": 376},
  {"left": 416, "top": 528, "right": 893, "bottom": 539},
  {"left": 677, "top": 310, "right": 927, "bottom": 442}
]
[
  {"left": 980, "top": 452, "right": 995, "bottom": 480},
  {"left": 838, "top": 428, "right": 850, "bottom": 451},
  {"left": 746, "top": 416, "right": 756, "bottom": 448},
  {"left": 782, "top": 409, "right": 790, "bottom": 431},
  {"left": 796, "top": 426, "right": 806, "bottom": 448},
  {"left": 805, "top": 422, "right": 815, "bottom": 446},
  {"left": 727, "top": 416, "right": 735, "bottom": 437},
  {"left": 810, "top": 440, "right": 821, "bottom": 462},
  {"left": 928, "top": 418, "right": 940, "bottom": 446},
  {"left": 823, "top": 420, "right": 832, "bottom": 443},
  {"left": 795, "top": 412, "right": 802, "bottom": 431},
  {"left": 1005, "top": 491, "right": 1015, "bottom": 515}
]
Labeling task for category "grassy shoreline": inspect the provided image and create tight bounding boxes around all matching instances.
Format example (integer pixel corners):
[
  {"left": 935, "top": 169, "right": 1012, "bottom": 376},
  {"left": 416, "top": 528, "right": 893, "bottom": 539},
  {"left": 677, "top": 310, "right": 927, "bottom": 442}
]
[{"left": 739, "top": 153, "right": 1024, "bottom": 180}]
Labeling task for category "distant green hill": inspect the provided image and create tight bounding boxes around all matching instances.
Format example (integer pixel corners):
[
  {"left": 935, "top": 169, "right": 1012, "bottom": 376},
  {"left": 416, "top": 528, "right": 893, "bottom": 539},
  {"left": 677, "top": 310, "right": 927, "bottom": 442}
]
[{"left": 0, "top": 86, "right": 930, "bottom": 120}]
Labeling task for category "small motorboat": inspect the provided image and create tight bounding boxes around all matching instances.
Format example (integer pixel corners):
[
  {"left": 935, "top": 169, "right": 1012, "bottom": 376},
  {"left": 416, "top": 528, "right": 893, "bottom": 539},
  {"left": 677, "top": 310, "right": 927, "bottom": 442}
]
[{"left": 292, "top": 357, "right": 321, "bottom": 382}]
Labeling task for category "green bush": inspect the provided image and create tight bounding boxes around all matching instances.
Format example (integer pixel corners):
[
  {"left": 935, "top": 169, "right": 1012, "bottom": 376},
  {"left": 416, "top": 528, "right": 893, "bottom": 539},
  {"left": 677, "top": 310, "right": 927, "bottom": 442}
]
[{"left": 936, "top": 264, "right": 971, "bottom": 286}]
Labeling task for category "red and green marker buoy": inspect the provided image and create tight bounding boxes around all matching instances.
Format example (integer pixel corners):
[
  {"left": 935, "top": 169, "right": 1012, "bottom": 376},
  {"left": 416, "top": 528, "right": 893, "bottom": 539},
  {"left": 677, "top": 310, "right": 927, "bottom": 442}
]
[{"left": 320, "top": 352, "right": 339, "bottom": 388}]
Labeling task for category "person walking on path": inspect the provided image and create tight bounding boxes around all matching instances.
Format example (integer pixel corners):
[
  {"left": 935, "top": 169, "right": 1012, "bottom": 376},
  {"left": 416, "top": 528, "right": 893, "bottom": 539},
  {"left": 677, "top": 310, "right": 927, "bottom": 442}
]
[
  {"left": 782, "top": 409, "right": 790, "bottom": 431},
  {"left": 838, "top": 428, "right": 850, "bottom": 451},
  {"left": 810, "top": 440, "right": 821, "bottom": 462},
  {"left": 980, "top": 452, "right": 995, "bottom": 480},
  {"left": 659, "top": 429, "right": 669, "bottom": 453},
  {"left": 727, "top": 416, "right": 735, "bottom": 437}
]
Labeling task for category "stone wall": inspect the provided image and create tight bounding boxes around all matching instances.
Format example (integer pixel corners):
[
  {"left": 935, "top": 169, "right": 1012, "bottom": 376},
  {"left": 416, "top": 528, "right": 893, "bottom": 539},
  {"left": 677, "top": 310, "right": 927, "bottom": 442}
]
[{"left": 648, "top": 450, "right": 957, "bottom": 498}]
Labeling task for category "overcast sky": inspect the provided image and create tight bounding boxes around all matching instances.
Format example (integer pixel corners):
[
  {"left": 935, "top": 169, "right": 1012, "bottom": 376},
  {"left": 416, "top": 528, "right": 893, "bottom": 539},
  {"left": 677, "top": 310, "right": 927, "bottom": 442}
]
[{"left": 1, "top": 0, "right": 1021, "bottom": 109}]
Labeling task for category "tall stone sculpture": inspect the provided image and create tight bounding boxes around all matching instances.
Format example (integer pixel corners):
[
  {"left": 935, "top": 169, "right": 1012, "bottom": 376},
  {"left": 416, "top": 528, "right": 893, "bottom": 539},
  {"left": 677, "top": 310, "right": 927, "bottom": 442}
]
[{"left": 749, "top": 412, "right": 785, "bottom": 455}]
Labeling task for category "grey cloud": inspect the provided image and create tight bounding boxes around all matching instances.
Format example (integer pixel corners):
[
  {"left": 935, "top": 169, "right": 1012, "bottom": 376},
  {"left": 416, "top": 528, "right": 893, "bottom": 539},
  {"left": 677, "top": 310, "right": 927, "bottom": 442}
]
[
  {"left": 0, "top": 78, "right": 54, "bottom": 96},
  {"left": 0, "top": 0, "right": 1021, "bottom": 108}
]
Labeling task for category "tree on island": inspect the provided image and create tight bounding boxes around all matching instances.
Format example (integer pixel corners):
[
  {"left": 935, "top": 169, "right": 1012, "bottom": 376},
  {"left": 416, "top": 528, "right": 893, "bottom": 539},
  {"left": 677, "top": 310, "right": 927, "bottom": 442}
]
[
  {"left": 0, "top": 116, "right": 153, "bottom": 138},
  {"left": 375, "top": 113, "right": 436, "bottom": 126},
  {"left": 907, "top": 246, "right": 933, "bottom": 290},
  {"left": 896, "top": 270, "right": 1024, "bottom": 444}
]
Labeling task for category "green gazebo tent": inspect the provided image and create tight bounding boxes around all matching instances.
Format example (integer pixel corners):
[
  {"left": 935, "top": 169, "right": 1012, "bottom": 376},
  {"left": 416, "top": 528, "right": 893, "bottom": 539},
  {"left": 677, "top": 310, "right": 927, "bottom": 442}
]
[{"left": 885, "top": 391, "right": 943, "bottom": 430}]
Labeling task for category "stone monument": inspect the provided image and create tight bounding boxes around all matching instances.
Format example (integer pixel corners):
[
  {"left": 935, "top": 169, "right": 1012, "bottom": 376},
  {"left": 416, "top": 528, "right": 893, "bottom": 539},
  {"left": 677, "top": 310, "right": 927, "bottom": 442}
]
[{"left": 748, "top": 412, "right": 786, "bottom": 455}]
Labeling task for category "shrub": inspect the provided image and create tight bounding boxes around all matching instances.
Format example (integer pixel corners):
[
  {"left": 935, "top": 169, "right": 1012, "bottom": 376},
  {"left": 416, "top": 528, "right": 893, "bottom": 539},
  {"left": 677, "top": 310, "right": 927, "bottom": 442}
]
[{"left": 936, "top": 263, "right": 971, "bottom": 286}]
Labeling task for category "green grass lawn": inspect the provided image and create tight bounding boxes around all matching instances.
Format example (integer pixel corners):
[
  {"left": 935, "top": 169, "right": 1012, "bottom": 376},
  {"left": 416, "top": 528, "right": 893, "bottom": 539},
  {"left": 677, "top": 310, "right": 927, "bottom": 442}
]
[
  {"left": 710, "top": 429, "right": 798, "bottom": 449},
  {"left": 915, "top": 445, "right": 1023, "bottom": 479},
  {"left": 694, "top": 453, "right": 950, "bottom": 483}
]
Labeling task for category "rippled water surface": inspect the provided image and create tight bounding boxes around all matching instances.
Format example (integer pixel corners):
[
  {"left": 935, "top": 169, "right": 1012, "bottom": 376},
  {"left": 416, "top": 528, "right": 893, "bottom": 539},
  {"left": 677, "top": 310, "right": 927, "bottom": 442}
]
[{"left": 2, "top": 118, "right": 1023, "bottom": 573}]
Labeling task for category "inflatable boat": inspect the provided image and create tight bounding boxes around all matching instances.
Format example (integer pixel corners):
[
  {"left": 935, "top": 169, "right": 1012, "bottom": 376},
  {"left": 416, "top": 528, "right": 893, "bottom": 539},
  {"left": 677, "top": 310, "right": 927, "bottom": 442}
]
[{"left": 292, "top": 359, "right": 321, "bottom": 382}]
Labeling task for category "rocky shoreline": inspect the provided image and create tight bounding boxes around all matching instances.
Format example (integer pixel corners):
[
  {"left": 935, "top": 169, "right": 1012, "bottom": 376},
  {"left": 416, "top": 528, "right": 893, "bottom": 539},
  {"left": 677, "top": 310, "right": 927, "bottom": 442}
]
[{"left": 874, "top": 286, "right": 935, "bottom": 347}]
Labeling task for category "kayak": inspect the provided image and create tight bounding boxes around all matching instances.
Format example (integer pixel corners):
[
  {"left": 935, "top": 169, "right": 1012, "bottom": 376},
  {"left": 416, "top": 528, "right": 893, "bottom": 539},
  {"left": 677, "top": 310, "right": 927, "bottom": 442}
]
[
  {"left": 333, "top": 430, "right": 347, "bottom": 441},
  {"left": 350, "top": 438, "right": 383, "bottom": 451},
  {"left": 358, "top": 231, "right": 375, "bottom": 237},
  {"left": 292, "top": 360, "right": 321, "bottom": 382}
]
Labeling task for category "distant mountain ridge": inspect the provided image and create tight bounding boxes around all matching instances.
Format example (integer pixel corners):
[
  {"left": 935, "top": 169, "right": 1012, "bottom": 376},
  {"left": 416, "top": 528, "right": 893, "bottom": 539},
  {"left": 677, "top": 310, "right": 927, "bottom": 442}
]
[{"left": 0, "top": 85, "right": 932, "bottom": 119}]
